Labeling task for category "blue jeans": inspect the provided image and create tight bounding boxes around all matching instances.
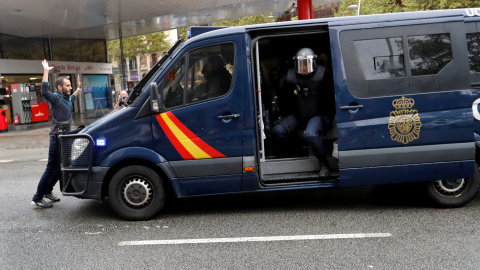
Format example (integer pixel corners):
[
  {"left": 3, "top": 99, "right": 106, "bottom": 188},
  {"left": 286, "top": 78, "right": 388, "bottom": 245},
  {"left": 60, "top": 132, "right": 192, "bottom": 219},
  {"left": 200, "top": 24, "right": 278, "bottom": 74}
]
[
  {"left": 272, "top": 114, "right": 327, "bottom": 159},
  {"left": 33, "top": 136, "right": 60, "bottom": 201}
]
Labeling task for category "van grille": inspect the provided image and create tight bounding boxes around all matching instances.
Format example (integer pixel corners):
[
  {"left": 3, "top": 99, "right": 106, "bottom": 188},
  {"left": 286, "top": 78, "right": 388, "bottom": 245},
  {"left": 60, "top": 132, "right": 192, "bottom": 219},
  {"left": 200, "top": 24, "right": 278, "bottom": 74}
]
[{"left": 59, "top": 134, "right": 94, "bottom": 194}]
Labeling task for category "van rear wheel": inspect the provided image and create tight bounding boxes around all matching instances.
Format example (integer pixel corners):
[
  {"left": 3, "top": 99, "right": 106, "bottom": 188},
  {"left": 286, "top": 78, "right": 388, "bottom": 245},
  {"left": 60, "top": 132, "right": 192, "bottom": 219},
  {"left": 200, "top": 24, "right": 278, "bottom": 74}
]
[
  {"left": 425, "top": 164, "right": 480, "bottom": 208},
  {"left": 108, "top": 165, "right": 165, "bottom": 220}
]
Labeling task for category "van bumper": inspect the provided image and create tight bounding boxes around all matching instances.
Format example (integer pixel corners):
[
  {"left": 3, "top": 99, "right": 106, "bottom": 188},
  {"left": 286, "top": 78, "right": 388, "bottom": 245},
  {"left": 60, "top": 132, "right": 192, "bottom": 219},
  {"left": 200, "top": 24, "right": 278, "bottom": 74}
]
[
  {"left": 64, "top": 166, "right": 109, "bottom": 200},
  {"left": 59, "top": 133, "right": 107, "bottom": 200}
]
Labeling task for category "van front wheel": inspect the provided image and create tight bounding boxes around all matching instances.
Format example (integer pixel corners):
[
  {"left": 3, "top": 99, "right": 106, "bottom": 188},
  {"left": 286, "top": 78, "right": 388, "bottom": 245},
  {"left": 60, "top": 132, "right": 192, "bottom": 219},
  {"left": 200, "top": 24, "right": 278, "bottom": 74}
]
[
  {"left": 108, "top": 165, "right": 165, "bottom": 220},
  {"left": 425, "top": 164, "right": 480, "bottom": 208}
]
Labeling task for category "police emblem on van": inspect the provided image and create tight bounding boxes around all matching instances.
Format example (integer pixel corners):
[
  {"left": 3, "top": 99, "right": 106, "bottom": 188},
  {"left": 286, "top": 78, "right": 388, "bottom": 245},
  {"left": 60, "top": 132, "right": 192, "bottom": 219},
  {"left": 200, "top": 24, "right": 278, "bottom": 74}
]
[{"left": 388, "top": 96, "right": 422, "bottom": 144}]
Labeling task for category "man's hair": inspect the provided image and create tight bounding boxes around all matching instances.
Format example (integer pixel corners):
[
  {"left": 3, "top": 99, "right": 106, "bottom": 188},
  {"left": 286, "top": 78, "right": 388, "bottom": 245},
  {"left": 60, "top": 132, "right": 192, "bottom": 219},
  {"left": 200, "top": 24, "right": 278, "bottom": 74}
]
[{"left": 55, "top": 77, "right": 67, "bottom": 90}]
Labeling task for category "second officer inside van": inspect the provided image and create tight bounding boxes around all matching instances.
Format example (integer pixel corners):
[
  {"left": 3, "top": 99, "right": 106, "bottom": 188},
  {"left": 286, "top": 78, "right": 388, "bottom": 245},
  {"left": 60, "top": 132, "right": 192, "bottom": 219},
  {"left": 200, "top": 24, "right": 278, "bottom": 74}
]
[{"left": 271, "top": 48, "right": 335, "bottom": 177}]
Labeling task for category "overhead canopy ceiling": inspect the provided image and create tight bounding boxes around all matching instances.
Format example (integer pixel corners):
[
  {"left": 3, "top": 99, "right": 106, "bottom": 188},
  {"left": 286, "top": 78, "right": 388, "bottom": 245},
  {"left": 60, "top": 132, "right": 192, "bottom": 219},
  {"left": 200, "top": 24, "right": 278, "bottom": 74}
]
[{"left": 0, "top": 0, "right": 342, "bottom": 40}]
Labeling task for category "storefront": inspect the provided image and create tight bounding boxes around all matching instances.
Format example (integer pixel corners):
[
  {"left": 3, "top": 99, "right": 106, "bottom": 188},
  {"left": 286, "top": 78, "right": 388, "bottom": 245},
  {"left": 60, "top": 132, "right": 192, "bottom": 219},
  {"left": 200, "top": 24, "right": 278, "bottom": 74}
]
[{"left": 0, "top": 59, "right": 112, "bottom": 124}]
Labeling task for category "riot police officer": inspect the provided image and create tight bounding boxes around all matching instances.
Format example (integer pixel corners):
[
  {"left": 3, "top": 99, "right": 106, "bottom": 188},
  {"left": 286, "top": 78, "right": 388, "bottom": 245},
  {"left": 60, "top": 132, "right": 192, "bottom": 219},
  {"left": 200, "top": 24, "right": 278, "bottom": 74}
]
[{"left": 271, "top": 48, "right": 334, "bottom": 177}]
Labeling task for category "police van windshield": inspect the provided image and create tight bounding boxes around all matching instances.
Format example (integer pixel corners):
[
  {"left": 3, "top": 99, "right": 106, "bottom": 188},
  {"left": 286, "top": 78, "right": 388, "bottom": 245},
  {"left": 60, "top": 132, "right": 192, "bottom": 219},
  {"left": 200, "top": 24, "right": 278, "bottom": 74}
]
[{"left": 128, "top": 39, "right": 183, "bottom": 104}]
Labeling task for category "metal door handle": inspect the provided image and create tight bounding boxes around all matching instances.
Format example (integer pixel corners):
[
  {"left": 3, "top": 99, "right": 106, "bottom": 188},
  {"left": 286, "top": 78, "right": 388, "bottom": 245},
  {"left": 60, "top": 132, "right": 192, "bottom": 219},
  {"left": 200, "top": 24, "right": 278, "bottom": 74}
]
[
  {"left": 217, "top": 114, "right": 240, "bottom": 119},
  {"left": 340, "top": 105, "right": 364, "bottom": 110}
]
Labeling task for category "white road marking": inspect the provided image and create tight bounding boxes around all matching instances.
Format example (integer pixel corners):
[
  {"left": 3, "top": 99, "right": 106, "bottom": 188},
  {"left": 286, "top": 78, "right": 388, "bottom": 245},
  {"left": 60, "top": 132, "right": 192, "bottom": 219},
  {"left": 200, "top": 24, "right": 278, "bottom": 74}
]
[
  {"left": 39, "top": 159, "right": 48, "bottom": 162},
  {"left": 118, "top": 233, "right": 392, "bottom": 246},
  {"left": 0, "top": 160, "right": 14, "bottom": 163}
]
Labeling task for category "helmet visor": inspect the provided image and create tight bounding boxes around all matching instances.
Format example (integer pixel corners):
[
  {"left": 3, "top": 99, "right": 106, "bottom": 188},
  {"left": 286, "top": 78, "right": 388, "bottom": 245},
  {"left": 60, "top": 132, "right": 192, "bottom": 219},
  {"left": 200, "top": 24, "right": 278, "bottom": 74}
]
[{"left": 295, "top": 58, "right": 316, "bottom": 75}]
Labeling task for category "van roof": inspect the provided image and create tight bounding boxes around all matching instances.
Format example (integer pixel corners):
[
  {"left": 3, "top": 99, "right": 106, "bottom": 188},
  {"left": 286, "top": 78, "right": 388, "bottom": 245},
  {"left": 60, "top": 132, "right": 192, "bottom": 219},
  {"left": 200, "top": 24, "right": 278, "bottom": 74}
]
[{"left": 185, "top": 8, "right": 475, "bottom": 43}]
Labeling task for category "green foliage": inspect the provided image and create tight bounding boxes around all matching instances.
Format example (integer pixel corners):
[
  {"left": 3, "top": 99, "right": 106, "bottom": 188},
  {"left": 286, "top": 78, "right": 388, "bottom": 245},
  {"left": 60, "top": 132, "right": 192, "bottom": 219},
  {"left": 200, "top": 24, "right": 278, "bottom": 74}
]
[
  {"left": 335, "top": 0, "right": 480, "bottom": 17},
  {"left": 177, "top": 27, "right": 189, "bottom": 41},
  {"left": 212, "top": 14, "right": 273, "bottom": 27},
  {"left": 335, "top": 0, "right": 403, "bottom": 17},
  {"left": 402, "top": 0, "right": 480, "bottom": 11},
  {"left": 107, "top": 31, "right": 170, "bottom": 63}
]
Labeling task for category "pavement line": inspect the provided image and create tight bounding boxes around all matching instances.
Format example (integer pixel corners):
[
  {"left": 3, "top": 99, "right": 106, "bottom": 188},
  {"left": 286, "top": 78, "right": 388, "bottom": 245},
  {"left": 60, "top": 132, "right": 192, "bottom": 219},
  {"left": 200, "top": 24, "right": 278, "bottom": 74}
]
[
  {"left": 39, "top": 159, "right": 48, "bottom": 162},
  {"left": 0, "top": 160, "right": 14, "bottom": 163},
  {"left": 118, "top": 233, "right": 392, "bottom": 246}
]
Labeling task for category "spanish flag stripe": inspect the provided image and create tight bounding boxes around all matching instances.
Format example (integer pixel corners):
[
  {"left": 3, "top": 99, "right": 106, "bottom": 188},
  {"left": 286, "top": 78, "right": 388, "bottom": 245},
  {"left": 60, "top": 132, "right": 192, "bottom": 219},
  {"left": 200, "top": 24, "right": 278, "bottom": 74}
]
[
  {"left": 165, "top": 111, "right": 226, "bottom": 158},
  {"left": 160, "top": 113, "right": 212, "bottom": 159},
  {"left": 155, "top": 114, "right": 194, "bottom": 160}
]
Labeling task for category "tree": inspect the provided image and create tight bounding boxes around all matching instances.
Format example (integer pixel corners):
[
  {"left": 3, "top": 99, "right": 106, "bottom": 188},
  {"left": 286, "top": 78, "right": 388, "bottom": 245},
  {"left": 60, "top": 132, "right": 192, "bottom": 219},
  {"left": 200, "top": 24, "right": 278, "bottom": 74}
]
[
  {"left": 335, "top": 0, "right": 480, "bottom": 16},
  {"left": 401, "top": 0, "right": 480, "bottom": 11},
  {"left": 107, "top": 31, "right": 170, "bottom": 63},
  {"left": 335, "top": 0, "right": 403, "bottom": 17},
  {"left": 212, "top": 14, "right": 273, "bottom": 27},
  {"left": 177, "top": 27, "right": 189, "bottom": 41}
]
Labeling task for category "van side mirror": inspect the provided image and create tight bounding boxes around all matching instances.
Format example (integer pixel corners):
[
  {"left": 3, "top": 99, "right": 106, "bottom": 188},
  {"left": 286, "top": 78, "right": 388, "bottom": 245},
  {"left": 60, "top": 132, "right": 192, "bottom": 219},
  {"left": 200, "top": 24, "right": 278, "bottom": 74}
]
[{"left": 150, "top": 82, "right": 161, "bottom": 114}]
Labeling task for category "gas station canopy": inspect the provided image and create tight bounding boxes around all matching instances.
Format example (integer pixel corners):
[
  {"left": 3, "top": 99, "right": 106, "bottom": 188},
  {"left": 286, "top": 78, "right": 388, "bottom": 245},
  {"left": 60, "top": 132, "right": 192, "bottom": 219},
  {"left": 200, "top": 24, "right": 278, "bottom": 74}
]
[{"left": 0, "top": 0, "right": 342, "bottom": 40}]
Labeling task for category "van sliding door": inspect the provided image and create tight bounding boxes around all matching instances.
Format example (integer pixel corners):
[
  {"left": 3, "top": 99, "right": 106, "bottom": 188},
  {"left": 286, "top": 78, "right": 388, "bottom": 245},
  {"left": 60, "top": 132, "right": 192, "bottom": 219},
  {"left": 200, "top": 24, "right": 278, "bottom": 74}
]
[{"left": 330, "top": 17, "right": 475, "bottom": 186}]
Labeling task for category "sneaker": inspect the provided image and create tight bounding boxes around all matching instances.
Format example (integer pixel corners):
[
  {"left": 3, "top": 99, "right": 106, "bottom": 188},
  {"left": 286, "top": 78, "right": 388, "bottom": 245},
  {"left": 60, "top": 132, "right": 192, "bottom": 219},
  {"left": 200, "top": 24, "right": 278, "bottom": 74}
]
[
  {"left": 44, "top": 193, "right": 60, "bottom": 202},
  {"left": 31, "top": 199, "right": 53, "bottom": 208}
]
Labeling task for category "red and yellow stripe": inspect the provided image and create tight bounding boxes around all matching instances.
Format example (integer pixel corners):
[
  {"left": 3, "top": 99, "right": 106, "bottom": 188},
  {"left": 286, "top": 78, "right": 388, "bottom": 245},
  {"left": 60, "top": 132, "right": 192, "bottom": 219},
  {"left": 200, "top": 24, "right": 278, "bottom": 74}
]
[{"left": 155, "top": 111, "right": 226, "bottom": 160}]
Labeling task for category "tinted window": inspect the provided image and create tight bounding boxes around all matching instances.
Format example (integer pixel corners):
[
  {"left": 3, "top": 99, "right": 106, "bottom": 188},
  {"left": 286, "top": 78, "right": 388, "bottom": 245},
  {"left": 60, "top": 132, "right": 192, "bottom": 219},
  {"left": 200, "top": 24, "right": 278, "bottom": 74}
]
[
  {"left": 0, "top": 34, "right": 47, "bottom": 60},
  {"left": 160, "top": 43, "right": 235, "bottom": 109},
  {"left": 51, "top": 39, "right": 107, "bottom": 62},
  {"left": 186, "top": 43, "right": 234, "bottom": 104},
  {"left": 162, "top": 57, "right": 185, "bottom": 108},
  {"left": 340, "top": 23, "right": 469, "bottom": 98},
  {"left": 408, "top": 34, "right": 452, "bottom": 76},
  {"left": 353, "top": 37, "right": 405, "bottom": 80},
  {"left": 467, "top": 33, "right": 480, "bottom": 73}
]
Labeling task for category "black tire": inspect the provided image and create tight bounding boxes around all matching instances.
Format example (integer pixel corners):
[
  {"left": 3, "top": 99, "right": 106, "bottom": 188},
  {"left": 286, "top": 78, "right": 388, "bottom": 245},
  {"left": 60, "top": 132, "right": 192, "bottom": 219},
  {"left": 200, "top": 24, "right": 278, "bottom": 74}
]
[
  {"left": 108, "top": 165, "right": 165, "bottom": 220},
  {"left": 425, "top": 164, "right": 480, "bottom": 208}
]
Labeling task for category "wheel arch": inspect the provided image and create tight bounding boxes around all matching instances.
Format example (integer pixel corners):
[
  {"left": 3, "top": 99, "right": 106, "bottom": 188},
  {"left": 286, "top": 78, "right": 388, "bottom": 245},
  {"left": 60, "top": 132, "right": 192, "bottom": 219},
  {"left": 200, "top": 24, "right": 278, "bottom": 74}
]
[{"left": 100, "top": 149, "right": 176, "bottom": 200}]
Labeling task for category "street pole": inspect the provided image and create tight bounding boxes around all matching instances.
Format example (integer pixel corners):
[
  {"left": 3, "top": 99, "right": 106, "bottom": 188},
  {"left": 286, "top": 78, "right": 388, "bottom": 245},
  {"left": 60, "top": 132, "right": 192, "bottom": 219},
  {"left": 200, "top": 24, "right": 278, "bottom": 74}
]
[{"left": 297, "top": 0, "right": 313, "bottom": 20}]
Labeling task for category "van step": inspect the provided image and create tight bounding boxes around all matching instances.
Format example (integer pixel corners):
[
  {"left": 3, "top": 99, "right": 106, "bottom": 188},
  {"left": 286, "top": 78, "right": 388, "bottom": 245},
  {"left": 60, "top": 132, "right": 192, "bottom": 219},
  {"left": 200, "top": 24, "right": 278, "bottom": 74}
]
[{"left": 262, "top": 171, "right": 339, "bottom": 184}]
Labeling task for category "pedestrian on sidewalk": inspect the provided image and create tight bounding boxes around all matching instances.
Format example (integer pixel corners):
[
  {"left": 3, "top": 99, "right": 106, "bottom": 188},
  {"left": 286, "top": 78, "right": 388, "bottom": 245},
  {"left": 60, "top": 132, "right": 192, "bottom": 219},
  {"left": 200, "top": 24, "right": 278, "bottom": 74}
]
[
  {"left": 114, "top": 90, "right": 129, "bottom": 110},
  {"left": 31, "top": 60, "right": 82, "bottom": 208}
]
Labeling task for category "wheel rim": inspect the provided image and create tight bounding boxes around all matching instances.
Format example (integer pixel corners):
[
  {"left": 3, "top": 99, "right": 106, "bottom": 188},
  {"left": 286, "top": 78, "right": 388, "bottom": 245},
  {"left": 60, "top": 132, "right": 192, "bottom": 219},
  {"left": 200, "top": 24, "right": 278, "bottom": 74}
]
[
  {"left": 122, "top": 177, "right": 153, "bottom": 208},
  {"left": 433, "top": 178, "right": 469, "bottom": 197}
]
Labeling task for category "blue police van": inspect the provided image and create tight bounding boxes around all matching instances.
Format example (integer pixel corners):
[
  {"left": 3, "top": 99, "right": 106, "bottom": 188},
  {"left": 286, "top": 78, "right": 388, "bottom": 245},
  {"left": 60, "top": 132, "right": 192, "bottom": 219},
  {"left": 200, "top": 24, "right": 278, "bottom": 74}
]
[{"left": 60, "top": 8, "right": 480, "bottom": 220}]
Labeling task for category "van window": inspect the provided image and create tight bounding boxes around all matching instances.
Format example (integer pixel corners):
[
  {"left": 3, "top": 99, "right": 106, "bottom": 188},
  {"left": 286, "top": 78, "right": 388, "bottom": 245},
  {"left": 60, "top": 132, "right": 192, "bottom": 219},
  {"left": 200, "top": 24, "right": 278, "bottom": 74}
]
[
  {"left": 162, "top": 57, "right": 185, "bottom": 108},
  {"left": 186, "top": 43, "right": 234, "bottom": 104},
  {"left": 467, "top": 33, "right": 480, "bottom": 73},
  {"left": 160, "top": 43, "right": 235, "bottom": 108},
  {"left": 408, "top": 34, "right": 453, "bottom": 76},
  {"left": 353, "top": 37, "right": 405, "bottom": 80},
  {"left": 340, "top": 23, "right": 469, "bottom": 98}
]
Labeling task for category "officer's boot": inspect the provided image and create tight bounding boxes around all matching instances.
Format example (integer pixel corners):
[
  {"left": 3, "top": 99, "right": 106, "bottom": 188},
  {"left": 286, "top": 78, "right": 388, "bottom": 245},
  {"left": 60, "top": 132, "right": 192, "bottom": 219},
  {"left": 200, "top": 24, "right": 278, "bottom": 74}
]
[{"left": 318, "top": 157, "right": 330, "bottom": 178}]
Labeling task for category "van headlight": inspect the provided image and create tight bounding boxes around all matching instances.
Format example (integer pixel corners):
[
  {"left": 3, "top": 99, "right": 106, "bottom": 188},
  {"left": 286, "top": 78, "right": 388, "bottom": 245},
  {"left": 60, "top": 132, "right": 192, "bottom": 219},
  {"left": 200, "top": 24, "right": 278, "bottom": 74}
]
[{"left": 71, "top": 138, "right": 89, "bottom": 161}]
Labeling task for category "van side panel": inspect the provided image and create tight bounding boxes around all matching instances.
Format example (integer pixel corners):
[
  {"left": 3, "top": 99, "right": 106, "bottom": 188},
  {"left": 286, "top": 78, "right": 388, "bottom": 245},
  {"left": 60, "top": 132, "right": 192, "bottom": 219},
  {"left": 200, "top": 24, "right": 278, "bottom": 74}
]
[
  {"left": 340, "top": 160, "right": 475, "bottom": 187},
  {"left": 330, "top": 17, "right": 476, "bottom": 186}
]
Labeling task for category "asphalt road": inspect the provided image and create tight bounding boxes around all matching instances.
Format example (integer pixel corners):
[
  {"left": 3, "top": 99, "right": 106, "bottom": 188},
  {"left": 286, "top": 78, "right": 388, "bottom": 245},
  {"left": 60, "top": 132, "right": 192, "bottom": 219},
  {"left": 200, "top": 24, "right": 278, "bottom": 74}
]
[{"left": 2, "top": 128, "right": 480, "bottom": 269}]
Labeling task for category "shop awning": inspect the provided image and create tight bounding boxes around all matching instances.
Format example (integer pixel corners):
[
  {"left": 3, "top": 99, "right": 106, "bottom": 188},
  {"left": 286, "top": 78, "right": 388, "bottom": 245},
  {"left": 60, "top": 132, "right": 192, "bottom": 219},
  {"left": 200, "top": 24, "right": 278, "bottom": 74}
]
[{"left": 0, "top": 0, "right": 343, "bottom": 40}]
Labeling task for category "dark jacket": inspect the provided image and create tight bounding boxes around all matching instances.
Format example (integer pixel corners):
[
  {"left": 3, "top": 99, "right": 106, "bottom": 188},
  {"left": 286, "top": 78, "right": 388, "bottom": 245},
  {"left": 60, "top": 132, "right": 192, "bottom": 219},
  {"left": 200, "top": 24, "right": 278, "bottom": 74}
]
[
  {"left": 277, "top": 65, "right": 335, "bottom": 123},
  {"left": 41, "top": 82, "right": 77, "bottom": 135}
]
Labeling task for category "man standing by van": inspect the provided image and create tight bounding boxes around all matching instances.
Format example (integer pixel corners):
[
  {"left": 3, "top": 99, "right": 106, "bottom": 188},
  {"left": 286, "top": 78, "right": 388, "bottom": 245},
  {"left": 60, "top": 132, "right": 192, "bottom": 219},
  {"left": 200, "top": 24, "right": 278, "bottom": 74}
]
[
  {"left": 272, "top": 48, "right": 334, "bottom": 177},
  {"left": 31, "top": 60, "right": 81, "bottom": 208}
]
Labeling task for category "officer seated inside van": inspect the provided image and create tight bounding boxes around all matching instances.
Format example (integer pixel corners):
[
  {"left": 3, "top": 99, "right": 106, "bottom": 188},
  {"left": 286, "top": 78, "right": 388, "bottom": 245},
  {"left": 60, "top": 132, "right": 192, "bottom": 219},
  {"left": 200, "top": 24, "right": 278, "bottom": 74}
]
[
  {"left": 271, "top": 48, "right": 335, "bottom": 177},
  {"left": 198, "top": 55, "right": 232, "bottom": 100}
]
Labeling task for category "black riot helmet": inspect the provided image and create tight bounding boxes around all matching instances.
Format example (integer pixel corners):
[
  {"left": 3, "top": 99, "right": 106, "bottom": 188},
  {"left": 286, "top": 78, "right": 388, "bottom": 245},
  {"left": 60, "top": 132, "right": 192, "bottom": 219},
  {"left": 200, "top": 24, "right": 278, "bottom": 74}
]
[{"left": 293, "top": 48, "right": 317, "bottom": 75}]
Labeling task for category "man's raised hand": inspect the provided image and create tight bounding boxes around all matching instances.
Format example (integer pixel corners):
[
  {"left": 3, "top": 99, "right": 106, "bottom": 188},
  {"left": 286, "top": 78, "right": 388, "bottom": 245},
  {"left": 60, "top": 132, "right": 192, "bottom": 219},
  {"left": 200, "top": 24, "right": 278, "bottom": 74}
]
[{"left": 42, "top": 59, "right": 54, "bottom": 71}]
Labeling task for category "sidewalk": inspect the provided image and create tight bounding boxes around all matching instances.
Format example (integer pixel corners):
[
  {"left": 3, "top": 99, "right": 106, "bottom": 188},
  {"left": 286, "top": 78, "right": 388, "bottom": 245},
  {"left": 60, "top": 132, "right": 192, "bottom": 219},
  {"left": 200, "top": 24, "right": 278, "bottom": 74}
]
[
  {"left": 4, "top": 108, "right": 113, "bottom": 132},
  {"left": 0, "top": 109, "right": 113, "bottom": 149}
]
